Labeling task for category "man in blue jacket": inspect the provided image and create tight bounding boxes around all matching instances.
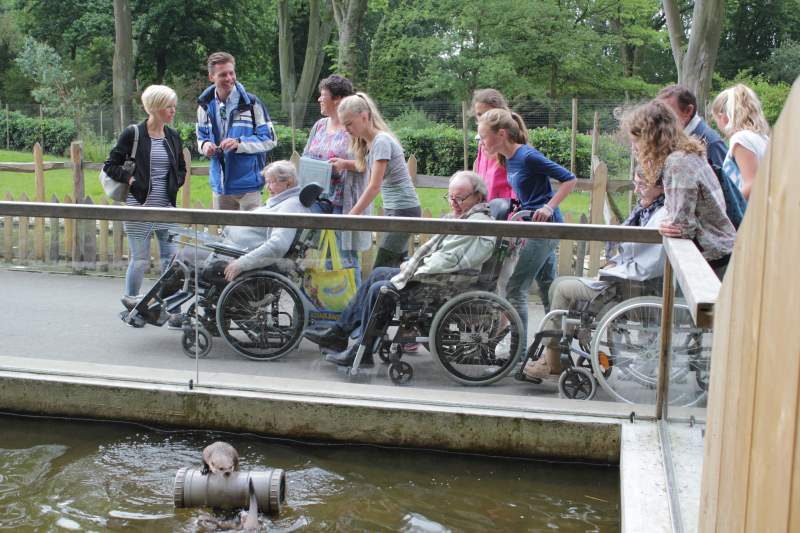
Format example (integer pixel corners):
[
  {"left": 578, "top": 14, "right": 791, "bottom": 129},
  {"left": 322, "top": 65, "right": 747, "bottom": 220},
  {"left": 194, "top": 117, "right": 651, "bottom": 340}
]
[
  {"left": 657, "top": 84, "right": 745, "bottom": 229},
  {"left": 197, "top": 52, "right": 277, "bottom": 211}
]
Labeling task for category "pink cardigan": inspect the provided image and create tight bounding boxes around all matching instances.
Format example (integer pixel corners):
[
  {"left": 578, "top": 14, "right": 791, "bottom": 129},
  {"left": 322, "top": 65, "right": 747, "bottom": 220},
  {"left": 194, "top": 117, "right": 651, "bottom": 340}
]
[{"left": 474, "top": 143, "right": 515, "bottom": 200}]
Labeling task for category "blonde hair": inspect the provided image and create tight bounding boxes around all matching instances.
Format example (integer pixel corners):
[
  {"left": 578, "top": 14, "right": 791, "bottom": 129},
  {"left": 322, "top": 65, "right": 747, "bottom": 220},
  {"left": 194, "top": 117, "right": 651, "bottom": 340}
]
[
  {"left": 711, "top": 83, "right": 770, "bottom": 137},
  {"left": 337, "top": 92, "right": 397, "bottom": 172},
  {"left": 141, "top": 85, "right": 177, "bottom": 115},
  {"left": 261, "top": 160, "right": 297, "bottom": 187},
  {"left": 471, "top": 88, "right": 509, "bottom": 114},
  {"left": 622, "top": 100, "right": 706, "bottom": 185},
  {"left": 477, "top": 108, "right": 529, "bottom": 165}
]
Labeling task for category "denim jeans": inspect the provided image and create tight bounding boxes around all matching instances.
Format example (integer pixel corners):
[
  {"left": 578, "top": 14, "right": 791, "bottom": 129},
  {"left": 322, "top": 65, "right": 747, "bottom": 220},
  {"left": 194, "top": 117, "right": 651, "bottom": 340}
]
[
  {"left": 336, "top": 267, "right": 400, "bottom": 340},
  {"left": 535, "top": 251, "right": 557, "bottom": 312},
  {"left": 505, "top": 237, "right": 558, "bottom": 344},
  {"left": 125, "top": 228, "right": 177, "bottom": 296}
]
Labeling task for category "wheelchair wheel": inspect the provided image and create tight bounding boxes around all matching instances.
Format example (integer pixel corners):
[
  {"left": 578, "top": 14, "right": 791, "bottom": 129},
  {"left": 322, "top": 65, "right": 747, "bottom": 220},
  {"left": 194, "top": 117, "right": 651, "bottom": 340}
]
[
  {"left": 430, "top": 291, "right": 524, "bottom": 386},
  {"left": 558, "top": 367, "right": 596, "bottom": 400},
  {"left": 216, "top": 271, "right": 305, "bottom": 361},
  {"left": 388, "top": 361, "right": 413, "bottom": 385},
  {"left": 182, "top": 326, "right": 211, "bottom": 359},
  {"left": 590, "top": 296, "right": 709, "bottom": 406}
]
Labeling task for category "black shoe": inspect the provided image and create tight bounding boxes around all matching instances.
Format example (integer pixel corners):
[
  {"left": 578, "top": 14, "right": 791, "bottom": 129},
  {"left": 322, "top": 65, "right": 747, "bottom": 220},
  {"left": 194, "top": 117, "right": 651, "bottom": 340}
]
[
  {"left": 305, "top": 326, "right": 348, "bottom": 352},
  {"left": 324, "top": 345, "right": 374, "bottom": 368},
  {"left": 167, "top": 313, "right": 185, "bottom": 330}
]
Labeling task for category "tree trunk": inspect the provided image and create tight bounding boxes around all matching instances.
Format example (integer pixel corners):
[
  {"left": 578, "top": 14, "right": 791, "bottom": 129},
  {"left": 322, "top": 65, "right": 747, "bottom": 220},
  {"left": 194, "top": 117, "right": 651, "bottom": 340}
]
[
  {"left": 681, "top": 0, "right": 726, "bottom": 114},
  {"left": 662, "top": 0, "right": 725, "bottom": 115},
  {"left": 277, "top": 0, "right": 334, "bottom": 127},
  {"left": 331, "top": 0, "right": 368, "bottom": 81},
  {"left": 112, "top": 0, "right": 134, "bottom": 134}
]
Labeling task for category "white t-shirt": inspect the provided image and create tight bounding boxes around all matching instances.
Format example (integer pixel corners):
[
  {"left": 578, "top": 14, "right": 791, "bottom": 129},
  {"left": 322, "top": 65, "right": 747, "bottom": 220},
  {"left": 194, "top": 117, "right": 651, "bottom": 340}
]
[{"left": 723, "top": 130, "right": 769, "bottom": 192}]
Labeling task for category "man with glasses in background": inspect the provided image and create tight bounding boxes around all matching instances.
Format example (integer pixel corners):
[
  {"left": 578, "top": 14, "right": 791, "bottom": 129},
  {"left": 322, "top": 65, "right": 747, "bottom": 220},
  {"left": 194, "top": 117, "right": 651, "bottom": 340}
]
[
  {"left": 304, "top": 170, "right": 497, "bottom": 366},
  {"left": 197, "top": 52, "right": 277, "bottom": 211}
]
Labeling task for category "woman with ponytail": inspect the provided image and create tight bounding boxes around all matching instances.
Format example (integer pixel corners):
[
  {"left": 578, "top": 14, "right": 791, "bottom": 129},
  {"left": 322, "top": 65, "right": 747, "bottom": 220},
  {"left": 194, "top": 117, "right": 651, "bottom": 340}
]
[
  {"left": 477, "top": 109, "right": 577, "bottom": 378},
  {"left": 337, "top": 92, "right": 422, "bottom": 268},
  {"left": 711, "top": 84, "right": 770, "bottom": 200},
  {"left": 472, "top": 88, "right": 557, "bottom": 311}
]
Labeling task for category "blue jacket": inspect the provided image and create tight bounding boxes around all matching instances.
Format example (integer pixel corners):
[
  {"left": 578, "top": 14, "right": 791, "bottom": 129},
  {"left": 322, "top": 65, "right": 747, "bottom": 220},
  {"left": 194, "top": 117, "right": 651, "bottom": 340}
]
[
  {"left": 196, "top": 82, "right": 277, "bottom": 195},
  {"left": 691, "top": 118, "right": 746, "bottom": 229}
]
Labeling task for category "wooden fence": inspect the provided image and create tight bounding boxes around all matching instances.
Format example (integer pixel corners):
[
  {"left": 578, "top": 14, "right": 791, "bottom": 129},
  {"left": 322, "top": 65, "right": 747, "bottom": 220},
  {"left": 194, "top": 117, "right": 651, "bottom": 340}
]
[{"left": 0, "top": 122, "right": 631, "bottom": 279}]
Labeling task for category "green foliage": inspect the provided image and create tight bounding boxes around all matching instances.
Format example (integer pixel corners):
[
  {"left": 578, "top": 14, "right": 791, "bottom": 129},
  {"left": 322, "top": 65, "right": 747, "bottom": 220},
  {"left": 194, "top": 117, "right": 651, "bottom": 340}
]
[
  {"left": 766, "top": 40, "right": 800, "bottom": 85},
  {"left": 389, "top": 108, "right": 439, "bottom": 130},
  {"left": 14, "top": 37, "right": 87, "bottom": 130},
  {"left": 395, "top": 124, "right": 475, "bottom": 177},
  {"left": 0, "top": 111, "right": 76, "bottom": 154}
]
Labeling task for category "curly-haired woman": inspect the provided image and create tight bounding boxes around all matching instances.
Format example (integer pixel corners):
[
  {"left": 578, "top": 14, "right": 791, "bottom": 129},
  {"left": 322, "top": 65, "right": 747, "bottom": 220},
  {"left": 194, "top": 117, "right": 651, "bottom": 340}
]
[{"left": 623, "top": 100, "right": 735, "bottom": 279}]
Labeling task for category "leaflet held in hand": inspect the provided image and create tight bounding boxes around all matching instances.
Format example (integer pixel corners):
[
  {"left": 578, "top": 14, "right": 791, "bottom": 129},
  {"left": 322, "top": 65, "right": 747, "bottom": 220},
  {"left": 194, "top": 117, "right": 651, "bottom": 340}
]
[{"left": 298, "top": 156, "right": 332, "bottom": 192}]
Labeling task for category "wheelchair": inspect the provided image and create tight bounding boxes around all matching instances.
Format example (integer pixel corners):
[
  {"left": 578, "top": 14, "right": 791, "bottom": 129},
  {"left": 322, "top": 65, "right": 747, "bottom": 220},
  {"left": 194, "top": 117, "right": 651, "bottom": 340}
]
[
  {"left": 121, "top": 183, "right": 335, "bottom": 361},
  {"left": 520, "top": 277, "right": 711, "bottom": 407},
  {"left": 345, "top": 198, "right": 527, "bottom": 386}
]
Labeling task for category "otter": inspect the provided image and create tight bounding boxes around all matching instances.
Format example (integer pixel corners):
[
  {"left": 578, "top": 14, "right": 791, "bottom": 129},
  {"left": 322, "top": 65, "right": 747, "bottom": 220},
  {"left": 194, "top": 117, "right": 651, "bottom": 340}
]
[{"left": 202, "top": 441, "right": 240, "bottom": 477}]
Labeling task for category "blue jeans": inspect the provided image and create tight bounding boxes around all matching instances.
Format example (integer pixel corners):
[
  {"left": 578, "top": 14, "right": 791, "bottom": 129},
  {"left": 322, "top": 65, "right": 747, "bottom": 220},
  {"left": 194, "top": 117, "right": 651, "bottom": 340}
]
[
  {"left": 505, "top": 238, "right": 558, "bottom": 344},
  {"left": 535, "top": 251, "right": 557, "bottom": 312},
  {"left": 336, "top": 267, "right": 400, "bottom": 341},
  {"left": 125, "top": 228, "right": 176, "bottom": 296}
]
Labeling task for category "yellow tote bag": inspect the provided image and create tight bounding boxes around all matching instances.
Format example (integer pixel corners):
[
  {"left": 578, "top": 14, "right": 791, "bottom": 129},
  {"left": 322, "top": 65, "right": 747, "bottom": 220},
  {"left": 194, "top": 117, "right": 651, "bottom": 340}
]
[{"left": 303, "top": 229, "right": 358, "bottom": 312}]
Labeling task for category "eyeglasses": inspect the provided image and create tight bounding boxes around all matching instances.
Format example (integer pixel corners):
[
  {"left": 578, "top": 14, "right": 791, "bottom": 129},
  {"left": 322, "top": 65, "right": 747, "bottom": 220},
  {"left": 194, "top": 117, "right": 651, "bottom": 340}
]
[{"left": 443, "top": 191, "right": 475, "bottom": 206}]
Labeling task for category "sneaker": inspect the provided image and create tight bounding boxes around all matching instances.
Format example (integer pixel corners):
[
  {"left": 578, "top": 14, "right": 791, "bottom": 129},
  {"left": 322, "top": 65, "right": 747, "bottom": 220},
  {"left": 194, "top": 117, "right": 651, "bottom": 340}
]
[{"left": 167, "top": 313, "right": 185, "bottom": 330}]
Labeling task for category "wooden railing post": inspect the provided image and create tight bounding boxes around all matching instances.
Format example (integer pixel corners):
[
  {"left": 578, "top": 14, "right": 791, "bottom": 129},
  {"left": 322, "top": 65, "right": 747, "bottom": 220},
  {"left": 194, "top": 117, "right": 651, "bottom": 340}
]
[
  {"left": 33, "top": 142, "right": 46, "bottom": 261},
  {"left": 18, "top": 193, "right": 29, "bottom": 264},
  {"left": 70, "top": 141, "right": 85, "bottom": 272},
  {"left": 182, "top": 147, "right": 192, "bottom": 208},
  {"left": 587, "top": 157, "right": 608, "bottom": 276},
  {"left": 461, "top": 101, "right": 469, "bottom": 170},
  {"left": 3, "top": 192, "right": 14, "bottom": 262},
  {"left": 570, "top": 98, "right": 578, "bottom": 174}
]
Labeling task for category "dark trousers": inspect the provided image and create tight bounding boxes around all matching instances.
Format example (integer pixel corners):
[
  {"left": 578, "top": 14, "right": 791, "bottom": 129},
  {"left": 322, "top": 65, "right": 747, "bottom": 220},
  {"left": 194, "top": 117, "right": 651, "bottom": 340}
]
[{"left": 336, "top": 267, "right": 401, "bottom": 341}]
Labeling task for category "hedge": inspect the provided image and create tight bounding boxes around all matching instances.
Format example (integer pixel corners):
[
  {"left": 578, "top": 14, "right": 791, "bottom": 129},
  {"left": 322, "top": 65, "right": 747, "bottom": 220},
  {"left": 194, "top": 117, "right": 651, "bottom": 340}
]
[{"left": 0, "top": 111, "right": 77, "bottom": 155}]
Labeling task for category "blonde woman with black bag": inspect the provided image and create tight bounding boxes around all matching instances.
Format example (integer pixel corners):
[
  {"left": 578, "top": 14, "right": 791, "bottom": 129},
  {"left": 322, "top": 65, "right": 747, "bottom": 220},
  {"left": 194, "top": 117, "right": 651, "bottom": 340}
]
[{"left": 102, "top": 85, "right": 186, "bottom": 308}]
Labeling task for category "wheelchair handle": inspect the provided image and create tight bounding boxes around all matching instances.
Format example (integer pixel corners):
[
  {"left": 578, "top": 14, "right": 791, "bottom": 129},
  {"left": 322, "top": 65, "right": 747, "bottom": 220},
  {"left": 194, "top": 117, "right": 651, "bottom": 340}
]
[{"left": 509, "top": 210, "right": 533, "bottom": 222}]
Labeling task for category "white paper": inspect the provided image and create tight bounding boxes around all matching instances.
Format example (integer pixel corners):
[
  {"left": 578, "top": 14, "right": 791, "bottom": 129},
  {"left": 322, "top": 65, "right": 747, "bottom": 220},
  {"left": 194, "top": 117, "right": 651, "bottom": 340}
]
[{"left": 298, "top": 156, "right": 332, "bottom": 191}]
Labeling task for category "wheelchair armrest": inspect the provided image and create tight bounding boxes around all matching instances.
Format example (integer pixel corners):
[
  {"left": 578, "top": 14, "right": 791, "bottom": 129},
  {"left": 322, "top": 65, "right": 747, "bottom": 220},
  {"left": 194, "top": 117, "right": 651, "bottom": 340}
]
[{"left": 205, "top": 242, "right": 246, "bottom": 258}]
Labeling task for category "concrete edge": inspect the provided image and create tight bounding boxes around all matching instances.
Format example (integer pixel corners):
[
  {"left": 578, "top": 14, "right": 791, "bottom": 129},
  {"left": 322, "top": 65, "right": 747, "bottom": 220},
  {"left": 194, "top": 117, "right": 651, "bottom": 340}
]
[
  {"left": 0, "top": 365, "right": 621, "bottom": 464},
  {"left": 620, "top": 423, "right": 671, "bottom": 533}
]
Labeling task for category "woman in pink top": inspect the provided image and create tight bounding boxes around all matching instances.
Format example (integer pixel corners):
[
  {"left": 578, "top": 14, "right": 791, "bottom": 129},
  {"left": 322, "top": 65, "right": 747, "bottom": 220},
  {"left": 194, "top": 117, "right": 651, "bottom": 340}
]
[
  {"left": 472, "top": 89, "right": 515, "bottom": 200},
  {"left": 472, "top": 88, "right": 556, "bottom": 311}
]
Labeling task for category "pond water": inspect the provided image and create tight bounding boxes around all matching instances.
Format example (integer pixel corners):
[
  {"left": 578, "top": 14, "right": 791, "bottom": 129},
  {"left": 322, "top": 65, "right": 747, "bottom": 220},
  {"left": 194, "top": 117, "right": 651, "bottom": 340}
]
[{"left": 0, "top": 414, "right": 619, "bottom": 532}]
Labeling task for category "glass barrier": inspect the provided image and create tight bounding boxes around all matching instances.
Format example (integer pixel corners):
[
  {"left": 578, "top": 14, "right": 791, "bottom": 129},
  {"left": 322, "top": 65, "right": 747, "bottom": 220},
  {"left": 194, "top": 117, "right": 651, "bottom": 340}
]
[{"left": 0, "top": 204, "right": 712, "bottom": 415}]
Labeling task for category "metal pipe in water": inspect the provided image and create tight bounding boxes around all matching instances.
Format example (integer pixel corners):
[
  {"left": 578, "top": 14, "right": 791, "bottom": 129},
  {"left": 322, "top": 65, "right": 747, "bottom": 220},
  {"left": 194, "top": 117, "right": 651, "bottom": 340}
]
[{"left": 173, "top": 467, "right": 286, "bottom": 517}]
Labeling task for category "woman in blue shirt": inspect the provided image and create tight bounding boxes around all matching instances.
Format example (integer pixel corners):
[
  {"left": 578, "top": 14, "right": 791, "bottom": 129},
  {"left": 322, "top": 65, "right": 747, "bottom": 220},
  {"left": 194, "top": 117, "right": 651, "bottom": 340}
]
[{"left": 478, "top": 109, "right": 577, "bottom": 373}]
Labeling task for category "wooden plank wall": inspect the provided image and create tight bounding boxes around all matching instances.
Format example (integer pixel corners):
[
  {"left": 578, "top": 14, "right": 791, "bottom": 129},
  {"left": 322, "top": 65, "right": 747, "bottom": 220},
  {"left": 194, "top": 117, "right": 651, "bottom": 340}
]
[{"left": 699, "top": 78, "right": 800, "bottom": 532}]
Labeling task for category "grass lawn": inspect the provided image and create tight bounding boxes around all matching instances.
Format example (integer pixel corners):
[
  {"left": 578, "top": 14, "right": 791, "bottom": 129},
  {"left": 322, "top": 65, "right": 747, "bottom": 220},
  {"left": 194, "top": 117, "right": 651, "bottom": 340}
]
[{"left": 0, "top": 149, "right": 623, "bottom": 219}]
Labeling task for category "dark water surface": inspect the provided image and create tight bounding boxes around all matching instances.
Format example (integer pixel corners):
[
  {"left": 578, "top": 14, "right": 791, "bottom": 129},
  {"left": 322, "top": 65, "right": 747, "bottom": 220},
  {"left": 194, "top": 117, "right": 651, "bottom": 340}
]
[{"left": 0, "top": 414, "right": 619, "bottom": 532}]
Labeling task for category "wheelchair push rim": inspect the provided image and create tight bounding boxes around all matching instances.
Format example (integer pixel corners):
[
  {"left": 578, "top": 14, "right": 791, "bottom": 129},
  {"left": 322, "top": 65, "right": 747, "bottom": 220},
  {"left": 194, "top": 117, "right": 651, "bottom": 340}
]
[
  {"left": 589, "top": 296, "right": 710, "bottom": 407},
  {"left": 429, "top": 291, "right": 524, "bottom": 386},
  {"left": 216, "top": 271, "right": 306, "bottom": 361}
]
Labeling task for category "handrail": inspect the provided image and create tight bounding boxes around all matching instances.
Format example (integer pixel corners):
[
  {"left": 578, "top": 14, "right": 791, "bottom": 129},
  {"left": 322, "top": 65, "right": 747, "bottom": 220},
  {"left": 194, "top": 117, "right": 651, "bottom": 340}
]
[
  {"left": 662, "top": 237, "right": 721, "bottom": 328},
  {"left": 0, "top": 201, "right": 661, "bottom": 243}
]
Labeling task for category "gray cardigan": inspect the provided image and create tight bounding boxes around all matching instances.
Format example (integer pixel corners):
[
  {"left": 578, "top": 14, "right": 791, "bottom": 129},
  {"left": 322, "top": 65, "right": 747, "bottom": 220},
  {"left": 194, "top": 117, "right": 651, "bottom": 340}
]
[{"left": 224, "top": 186, "right": 310, "bottom": 271}]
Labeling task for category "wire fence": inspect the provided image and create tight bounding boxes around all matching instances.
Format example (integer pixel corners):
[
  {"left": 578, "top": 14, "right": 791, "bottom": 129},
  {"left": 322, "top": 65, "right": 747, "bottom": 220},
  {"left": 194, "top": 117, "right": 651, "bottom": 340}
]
[{"left": 0, "top": 97, "right": 638, "bottom": 141}]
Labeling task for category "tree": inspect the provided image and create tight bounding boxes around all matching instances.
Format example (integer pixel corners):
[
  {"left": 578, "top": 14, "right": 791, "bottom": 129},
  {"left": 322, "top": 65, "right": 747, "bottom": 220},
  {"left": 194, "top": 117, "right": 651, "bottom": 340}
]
[
  {"left": 277, "top": 0, "right": 334, "bottom": 127},
  {"left": 15, "top": 37, "right": 87, "bottom": 132},
  {"left": 112, "top": 0, "right": 133, "bottom": 133},
  {"left": 663, "top": 0, "right": 726, "bottom": 113},
  {"left": 331, "top": 0, "right": 368, "bottom": 81}
]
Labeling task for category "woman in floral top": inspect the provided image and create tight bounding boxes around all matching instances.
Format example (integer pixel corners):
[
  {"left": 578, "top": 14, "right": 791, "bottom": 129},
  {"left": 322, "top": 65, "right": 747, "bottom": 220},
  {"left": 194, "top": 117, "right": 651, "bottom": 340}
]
[
  {"left": 303, "top": 75, "right": 370, "bottom": 284},
  {"left": 623, "top": 100, "right": 736, "bottom": 279}
]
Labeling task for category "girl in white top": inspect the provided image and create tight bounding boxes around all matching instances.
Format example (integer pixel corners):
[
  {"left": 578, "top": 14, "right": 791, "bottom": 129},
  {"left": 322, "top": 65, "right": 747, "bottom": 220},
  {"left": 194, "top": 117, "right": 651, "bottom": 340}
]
[{"left": 711, "top": 84, "right": 770, "bottom": 200}]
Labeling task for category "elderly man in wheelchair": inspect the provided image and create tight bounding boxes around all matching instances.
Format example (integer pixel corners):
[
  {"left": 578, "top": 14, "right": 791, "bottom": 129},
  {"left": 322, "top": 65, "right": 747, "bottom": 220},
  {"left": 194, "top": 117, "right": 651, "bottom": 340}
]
[
  {"left": 304, "top": 170, "right": 526, "bottom": 385},
  {"left": 120, "top": 160, "right": 327, "bottom": 360},
  {"left": 520, "top": 172, "right": 710, "bottom": 404}
]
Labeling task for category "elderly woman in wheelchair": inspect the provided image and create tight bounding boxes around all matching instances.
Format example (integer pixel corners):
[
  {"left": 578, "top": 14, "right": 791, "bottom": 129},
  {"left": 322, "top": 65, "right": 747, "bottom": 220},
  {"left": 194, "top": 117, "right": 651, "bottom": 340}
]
[
  {"left": 120, "top": 160, "right": 329, "bottom": 360},
  {"left": 304, "top": 170, "right": 526, "bottom": 384},
  {"left": 521, "top": 173, "right": 710, "bottom": 404}
]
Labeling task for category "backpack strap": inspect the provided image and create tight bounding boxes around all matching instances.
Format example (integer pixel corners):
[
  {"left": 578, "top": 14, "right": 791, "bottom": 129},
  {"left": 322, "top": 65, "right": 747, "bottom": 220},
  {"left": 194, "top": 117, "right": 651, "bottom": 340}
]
[{"left": 129, "top": 124, "right": 139, "bottom": 161}]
